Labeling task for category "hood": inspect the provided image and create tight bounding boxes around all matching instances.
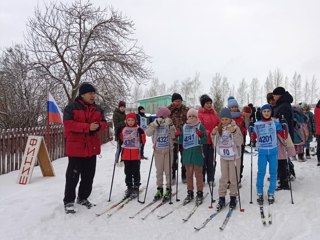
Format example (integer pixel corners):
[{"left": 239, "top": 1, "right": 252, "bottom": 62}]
[{"left": 276, "top": 91, "right": 293, "bottom": 105}]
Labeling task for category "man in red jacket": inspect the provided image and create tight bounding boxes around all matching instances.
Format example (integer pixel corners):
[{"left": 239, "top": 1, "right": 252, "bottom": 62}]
[{"left": 63, "top": 83, "right": 107, "bottom": 214}]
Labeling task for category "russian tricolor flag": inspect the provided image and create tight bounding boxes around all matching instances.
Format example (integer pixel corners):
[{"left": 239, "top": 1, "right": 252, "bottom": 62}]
[{"left": 47, "top": 92, "right": 63, "bottom": 124}]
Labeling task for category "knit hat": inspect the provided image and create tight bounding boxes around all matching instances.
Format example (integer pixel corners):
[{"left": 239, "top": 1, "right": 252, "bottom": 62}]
[
  {"left": 200, "top": 94, "right": 212, "bottom": 107},
  {"left": 138, "top": 106, "right": 145, "bottom": 112},
  {"left": 219, "top": 107, "right": 232, "bottom": 119},
  {"left": 187, "top": 108, "right": 198, "bottom": 118},
  {"left": 273, "top": 87, "right": 286, "bottom": 95},
  {"left": 242, "top": 106, "right": 252, "bottom": 114},
  {"left": 227, "top": 96, "right": 239, "bottom": 108},
  {"left": 172, "top": 93, "right": 183, "bottom": 102},
  {"left": 118, "top": 101, "right": 126, "bottom": 108},
  {"left": 260, "top": 104, "right": 272, "bottom": 112},
  {"left": 156, "top": 107, "right": 171, "bottom": 118},
  {"left": 79, "top": 83, "right": 96, "bottom": 95},
  {"left": 126, "top": 112, "right": 137, "bottom": 126}
]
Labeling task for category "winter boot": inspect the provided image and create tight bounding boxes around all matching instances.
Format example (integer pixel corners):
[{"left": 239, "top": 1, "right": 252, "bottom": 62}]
[
  {"left": 229, "top": 196, "right": 237, "bottom": 209},
  {"left": 306, "top": 149, "right": 311, "bottom": 159},
  {"left": 124, "top": 186, "right": 133, "bottom": 199},
  {"left": 183, "top": 190, "right": 194, "bottom": 205},
  {"left": 131, "top": 185, "right": 139, "bottom": 198},
  {"left": 216, "top": 196, "right": 225, "bottom": 211},
  {"left": 257, "top": 194, "right": 264, "bottom": 205},
  {"left": 195, "top": 191, "right": 203, "bottom": 205},
  {"left": 317, "top": 160, "right": 320, "bottom": 166},
  {"left": 153, "top": 187, "right": 163, "bottom": 201},
  {"left": 76, "top": 198, "right": 96, "bottom": 209},
  {"left": 298, "top": 153, "right": 306, "bottom": 162},
  {"left": 291, "top": 156, "right": 297, "bottom": 161},
  {"left": 162, "top": 188, "right": 172, "bottom": 202},
  {"left": 181, "top": 166, "right": 187, "bottom": 183},
  {"left": 267, "top": 193, "right": 275, "bottom": 204},
  {"left": 64, "top": 203, "right": 76, "bottom": 214}
]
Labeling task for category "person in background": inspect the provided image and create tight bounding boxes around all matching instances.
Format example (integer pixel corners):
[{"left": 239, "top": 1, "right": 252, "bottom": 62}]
[
  {"left": 168, "top": 93, "right": 189, "bottom": 183},
  {"left": 178, "top": 108, "right": 207, "bottom": 205},
  {"left": 212, "top": 108, "right": 243, "bottom": 210},
  {"left": 300, "top": 103, "right": 315, "bottom": 160},
  {"left": 267, "top": 93, "right": 276, "bottom": 116},
  {"left": 314, "top": 100, "right": 320, "bottom": 166},
  {"left": 113, "top": 101, "right": 126, "bottom": 141},
  {"left": 120, "top": 113, "right": 146, "bottom": 199},
  {"left": 136, "top": 106, "right": 148, "bottom": 159},
  {"left": 227, "top": 96, "right": 247, "bottom": 185},
  {"left": 272, "top": 86, "right": 295, "bottom": 190},
  {"left": 63, "top": 83, "right": 107, "bottom": 214},
  {"left": 198, "top": 94, "right": 220, "bottom": 185},
  {"left": 146, "top": 107, "right": 176, "bottom": 201}
]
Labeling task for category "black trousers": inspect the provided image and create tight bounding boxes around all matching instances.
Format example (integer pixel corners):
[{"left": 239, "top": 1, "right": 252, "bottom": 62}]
[
  {"left": 239, "top": 135, "right": 246, "bottom": 181},
  {"left": 63, "top": 156, "right": 96, "bottom": 204},
  {"left": 202, "top": 144, "right": 216, "bottom": 183},
  {"left": 278, "top": 160, "right": 288, "bottom": 187},
  {"left": 124, "top": 161, "right": 141, "bottom": 187},
  {"left": 317, "top": 136, "right": 320, "bottom": 162},
  {"left": 173, "top": 143, "right": 186, "bottom": 179}
]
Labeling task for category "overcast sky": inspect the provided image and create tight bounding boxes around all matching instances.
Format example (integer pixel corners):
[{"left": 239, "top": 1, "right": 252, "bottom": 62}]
[{"left": 1, "top": 0, "right": 320, "bottom": 92}]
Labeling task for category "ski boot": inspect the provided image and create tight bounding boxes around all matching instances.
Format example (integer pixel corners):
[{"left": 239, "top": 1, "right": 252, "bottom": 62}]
[
  {"left": 306, "top": 149, "right": 311, "bottom": 159},
  {"left": 195, "top": 191, "right": 203, "bottom": 205},
  {"left": 257, "top": 193, "right": 264, "bottom": 205},
  {"left": 124, "top": 186, "right": 133, "bottom": 199},
  {"left": 183, "top": 190, "right": 194, "bottom": 205},
  {"left": 267, "top": 193, "right": 275, "bottom": 204},
  {"left": 162, "top": 188, "right": 172, "bottom": 202},
  {"left": 216, "top": 196, "right": 225, "bottom": 211},
  {"left": 153, "top": 187, "right": 163, "bottom": 201},
  {"left": 64, "top": 203, "right": 76, "bottom": 214},
  {"left": 76, "top": 198, "right": 96, "bottom": 209},
  {"left": 131, "top": 185, "right": 139, "bottom": 198},
  {"left": 229, "top": 196, "right": 237, "bottom": 209}
]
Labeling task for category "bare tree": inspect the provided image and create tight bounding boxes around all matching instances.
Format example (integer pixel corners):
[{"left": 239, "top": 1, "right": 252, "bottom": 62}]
[
  {"left": 272, "top": 68, "right": 283, "bottom": 87},
  {"left": 210, "top": 73, "right": 224, "bottom": 112},
  {"left": 290, "top": 72, "right": 302, "bottom": 105},
  {"left": 264, "top": 71, "right": 274, "bottom": 95},
  {"left": 310, "top": 75, "right": 318, "bottom": 105},
  {"left": 180, "top": 77, "right": 193, "bottom": 106},
  {"left": 167, "top": 80, "right": 181, "bottom": 94},
  {"left": 236, "top": 78, "right": 248, "bottom": 106},
  {"left": 249, "top": 78, "right": 259, "bottom": 105},
  {"left": 0, "top": 45, "right": 47, "bottom": 128},
  {"left": 303, "top": 78, "right": 310, "bottom": 104},
  {"left": 25, "top": 0, "right": 151, "bottom": 105}
]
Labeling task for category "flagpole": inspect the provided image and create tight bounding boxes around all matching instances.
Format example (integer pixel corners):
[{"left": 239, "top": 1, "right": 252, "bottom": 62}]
[{"left": 46, "top": 92, "right": 51, "bottom": 159}]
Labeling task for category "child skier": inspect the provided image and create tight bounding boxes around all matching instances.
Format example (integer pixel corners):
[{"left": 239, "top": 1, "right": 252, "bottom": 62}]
[
  {"left": 212, "top": 108, "right": 243, "bottom": 210},
  {"left": 177, "top": 108, "right": 207, "bottom": 205},
  {"left": 146, "top": 107, "right": 176, "bottom": 201},
  {"left": 120, "top": 112, "right": 146, "bottom": 199},
  {"left": 250, "top": 104, "right": 286, "bottom": 204}
]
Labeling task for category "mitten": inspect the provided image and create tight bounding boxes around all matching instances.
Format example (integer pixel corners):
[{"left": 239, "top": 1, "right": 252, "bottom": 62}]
[
  {"left": 196, "top": 129, "right": 204, "bottom": 137},
  {"left": 137, "top": 128, "right": 144, "bottom": 135},
  {"left": 164, "top": 118, "right": 173, "bottom": 126}
]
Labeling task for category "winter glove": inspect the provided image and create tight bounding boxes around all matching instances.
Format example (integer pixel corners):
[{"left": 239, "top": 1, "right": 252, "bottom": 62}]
[
  {"left": 280, "top": 118, "right": 287, "bottom": 125},
  {"left": 196, "top": 129, "right": 204, "bottom": 137},
  {"left": 164, "top": 118, "right": 173, "bottom": 126},
  {"left": 175, "top": 128, "right": 181, "bottom": 137}
]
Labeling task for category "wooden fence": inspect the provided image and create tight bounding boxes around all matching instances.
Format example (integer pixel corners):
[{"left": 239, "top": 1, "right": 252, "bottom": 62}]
[{"left": 0, "top": 124, "right": 112, "bottom": 175}]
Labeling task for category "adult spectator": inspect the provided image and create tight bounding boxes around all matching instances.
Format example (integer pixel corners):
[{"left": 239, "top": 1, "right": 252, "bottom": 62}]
[{"left": 168, "top": 93, "right": 189, "bottom": 183}]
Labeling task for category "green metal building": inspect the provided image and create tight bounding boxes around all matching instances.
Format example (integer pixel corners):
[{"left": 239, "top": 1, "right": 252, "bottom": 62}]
[{"left": 137, "top": 94, "right": 172, "bottom": 114}]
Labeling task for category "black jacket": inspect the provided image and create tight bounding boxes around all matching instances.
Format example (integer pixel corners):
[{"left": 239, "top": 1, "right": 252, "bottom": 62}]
[{"left": 273, "top": 91, "right": 294, "bottom": 139}]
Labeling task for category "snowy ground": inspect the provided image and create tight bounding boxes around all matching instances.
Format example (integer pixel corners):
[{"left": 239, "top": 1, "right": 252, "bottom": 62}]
[{"left": 1, "top": 137, "right": 320, "bottom": 240}]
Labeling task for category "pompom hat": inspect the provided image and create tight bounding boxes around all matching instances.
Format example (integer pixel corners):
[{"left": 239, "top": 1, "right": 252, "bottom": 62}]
[{"left": 156, "top": 107, "right": 171, "bottom": 118}]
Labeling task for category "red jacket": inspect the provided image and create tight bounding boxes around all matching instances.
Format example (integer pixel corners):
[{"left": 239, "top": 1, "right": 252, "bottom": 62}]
[
  {"left": 198, "top": 107, "right": 220, "bottom": 144},
  {"left": 120, "top": 113, "right": 146, "bottom": 160},
  {"left": 63, "top": 97, "right": 107, "bottom": 157},
  {"left": 232, "top": 114, "right": 247, "bottom": 135},
  {"left": 314, "top": 107, "right": 320, "bottom": 135}
]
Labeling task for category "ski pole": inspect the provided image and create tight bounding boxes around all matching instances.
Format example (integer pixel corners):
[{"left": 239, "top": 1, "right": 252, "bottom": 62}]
[
  {"left": 209, "top": 134, "right": 217, "bottom": 208},
  {"left": 249, "top": 125, "right": 254, "bottom": 204},
  {"left": 108, "top": 141, "right": 121, "bottom": 202},
  {"left": 175, "top": 143, "right": 180, "bottom": 202},
  {"left": 232, "top": 135, "right": 245, "bottom": 212},
  {"left": 281, "top": 116, "right": 294, "bottom": 204},
  {"left": 138, "top": 152, "right": 154, "bottom": 204}
]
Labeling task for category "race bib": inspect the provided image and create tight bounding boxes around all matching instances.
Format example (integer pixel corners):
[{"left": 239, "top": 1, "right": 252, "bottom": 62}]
[
  {"left": 122, "top": 127, "right": 139, "bottom": 149},
  {"left": 155, "top": 125, "right": 169, "bottom": 149},
  {"left": 218, "top": 131, "right": 235, "bottom": 159},
  {"left": 254, "top": 121, "right": 277, "bottom": 149},
  {"left": 140, "top": 116, "right": 147, "bottom": 131},
  {"left": 182, "top": 124, "right": 200, "bottom": 149}
]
